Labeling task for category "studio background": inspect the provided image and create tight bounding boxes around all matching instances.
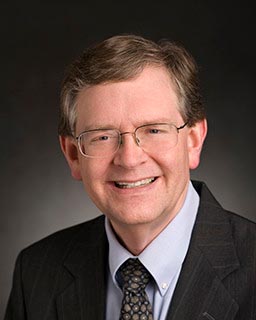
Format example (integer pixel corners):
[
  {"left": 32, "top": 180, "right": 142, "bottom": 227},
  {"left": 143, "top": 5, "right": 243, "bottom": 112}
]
[{"left": 1, "top": 2, "right": 255, "bottom": 318}]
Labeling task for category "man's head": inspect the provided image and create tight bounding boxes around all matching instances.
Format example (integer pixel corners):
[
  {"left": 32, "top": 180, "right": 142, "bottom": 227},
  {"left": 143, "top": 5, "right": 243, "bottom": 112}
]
[
  {"left": 59, "top": 34, "right": 207, "bottom": 244},
  {"left": 58, "top": 34, "right": 205, "bottom": 137}
]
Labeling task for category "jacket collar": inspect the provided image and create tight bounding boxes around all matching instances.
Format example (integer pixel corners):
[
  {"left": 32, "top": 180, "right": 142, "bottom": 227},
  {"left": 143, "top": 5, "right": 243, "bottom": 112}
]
[
  {"left": 166, "top": 181, "right": 240, "bottom": 320},
  {"left": 56, "top": 216, "right": 108, "bottom": 320}
]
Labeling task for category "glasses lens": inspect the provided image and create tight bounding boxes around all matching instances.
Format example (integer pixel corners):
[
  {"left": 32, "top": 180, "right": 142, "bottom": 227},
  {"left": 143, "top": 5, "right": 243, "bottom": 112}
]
[
  {"left": 136, "top": 124, "right": 178, "bottom": 153},
  {"left": 78, "top": 129, "right": 119, "bottom": 158}
]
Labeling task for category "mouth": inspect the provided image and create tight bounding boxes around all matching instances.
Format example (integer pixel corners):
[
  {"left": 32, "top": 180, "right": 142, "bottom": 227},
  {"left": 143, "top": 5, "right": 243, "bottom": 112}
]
[{"left": 114, "top": 177, "right": 157, "bottom": 189}]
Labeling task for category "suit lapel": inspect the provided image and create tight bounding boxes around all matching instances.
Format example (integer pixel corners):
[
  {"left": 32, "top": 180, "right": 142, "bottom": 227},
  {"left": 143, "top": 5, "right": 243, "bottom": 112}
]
[
  {"left": 56, "top": 217, "right": 108, "bottom": 320},
  {"left": 166, "top": 182, "right": 240, "bottom": 320}
]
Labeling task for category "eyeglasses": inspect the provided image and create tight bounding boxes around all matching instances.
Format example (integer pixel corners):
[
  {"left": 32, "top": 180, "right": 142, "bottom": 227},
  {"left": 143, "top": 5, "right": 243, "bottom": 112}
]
[{"left": 76, "top": 122, "right": 188, "bottom": 158}]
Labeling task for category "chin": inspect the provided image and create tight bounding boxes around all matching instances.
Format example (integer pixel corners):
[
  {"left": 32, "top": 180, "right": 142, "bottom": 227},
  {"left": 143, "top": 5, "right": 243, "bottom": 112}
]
[{"left": 110, "top": 209, "right": 163, "bottom": 227}]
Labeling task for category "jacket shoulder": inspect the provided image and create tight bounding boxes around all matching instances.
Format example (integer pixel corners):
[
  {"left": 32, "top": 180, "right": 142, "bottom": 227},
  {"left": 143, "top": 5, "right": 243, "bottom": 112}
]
[
  {"left": 5, "top": 216, "right": 107, "bottom": 319},
  {"left": 20, "top": 215, "right": 106, "bottom": 266},
  {"left": 226, "top": 210, "right": 256, "bottom": 255},
  {"left": 193, "top": 180, "right": 256, "bottom": 258}
]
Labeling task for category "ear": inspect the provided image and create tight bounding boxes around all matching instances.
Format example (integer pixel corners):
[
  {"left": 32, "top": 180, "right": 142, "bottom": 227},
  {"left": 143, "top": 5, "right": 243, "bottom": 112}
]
[
  {"left": 187, "top": 119, "right": 207, "bottom": 170},
  {"left": 59, "top": 135, "right": 82, "bottom": 180}
]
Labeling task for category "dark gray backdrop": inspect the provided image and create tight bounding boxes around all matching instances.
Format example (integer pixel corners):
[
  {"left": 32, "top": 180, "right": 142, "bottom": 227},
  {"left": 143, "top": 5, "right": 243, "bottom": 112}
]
[{"left": 1, "top": 2, "right": 255, "bottom": 318}]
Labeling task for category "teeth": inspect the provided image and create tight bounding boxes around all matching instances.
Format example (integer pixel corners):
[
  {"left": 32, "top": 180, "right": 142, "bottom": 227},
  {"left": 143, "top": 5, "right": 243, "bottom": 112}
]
[{"left": 115, "top": 178, "right": 155, "bottom": 189}]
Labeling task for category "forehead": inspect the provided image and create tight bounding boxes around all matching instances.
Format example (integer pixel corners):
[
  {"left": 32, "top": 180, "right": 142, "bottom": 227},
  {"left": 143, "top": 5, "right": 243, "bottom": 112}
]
[{"left": 75, "top": 66, "right": 182, "bottom": 130}]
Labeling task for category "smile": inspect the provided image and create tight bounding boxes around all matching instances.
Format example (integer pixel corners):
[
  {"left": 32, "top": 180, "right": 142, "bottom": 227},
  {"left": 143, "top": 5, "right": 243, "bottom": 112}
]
[{"left": 114, "top": 177, "right": 156, "bottom": 189}]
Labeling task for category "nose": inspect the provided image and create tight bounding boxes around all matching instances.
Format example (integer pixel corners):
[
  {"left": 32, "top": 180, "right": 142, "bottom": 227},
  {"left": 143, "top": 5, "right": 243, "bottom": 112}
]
[{"left": 113, "top": 133, "right": 148, "bottom": 168}]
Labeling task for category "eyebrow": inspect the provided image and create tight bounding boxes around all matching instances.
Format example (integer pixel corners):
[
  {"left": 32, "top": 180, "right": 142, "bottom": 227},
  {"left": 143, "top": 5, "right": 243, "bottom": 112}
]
[
  {"left": 137, "top": 118, "right": 175, "bottom": 125},
  {"left": 80, "top": 118, "right": 176, "bottom": 132},
  {"left": 80, "top": 124, "right": 118, "bottom": 132}
]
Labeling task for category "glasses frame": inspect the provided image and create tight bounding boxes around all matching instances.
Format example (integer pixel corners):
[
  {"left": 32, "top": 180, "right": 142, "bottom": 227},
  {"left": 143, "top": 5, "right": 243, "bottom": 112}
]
[{"left": 76, "top": 122, "right": 188, "bottom": 158}]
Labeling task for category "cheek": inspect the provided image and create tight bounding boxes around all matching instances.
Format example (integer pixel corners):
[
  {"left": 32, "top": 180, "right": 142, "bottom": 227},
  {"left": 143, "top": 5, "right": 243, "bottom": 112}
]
[
  {"left": 80, "top": 166, "right": 103, "bottom": 206},
  {"left": 159, "top": 143, "right": 190, "bottom": 171},
  {"left": 79, "top": 159, "right": 109, "bottom": 191}
]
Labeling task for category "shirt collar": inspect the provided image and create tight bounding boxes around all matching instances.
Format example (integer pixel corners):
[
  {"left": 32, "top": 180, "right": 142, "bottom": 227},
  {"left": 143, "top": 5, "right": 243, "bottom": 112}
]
[{"left": 105, "top": 181, "right": 199, "bottom": 296}]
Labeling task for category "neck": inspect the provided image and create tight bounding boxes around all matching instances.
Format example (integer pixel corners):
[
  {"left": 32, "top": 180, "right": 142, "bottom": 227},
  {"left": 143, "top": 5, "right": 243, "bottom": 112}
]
[
  {"left": 110, "top": 215, "right": 177, "bottom": 256},
  {"left": 114, "top": 226, "right": 156, "bottom": 256}
]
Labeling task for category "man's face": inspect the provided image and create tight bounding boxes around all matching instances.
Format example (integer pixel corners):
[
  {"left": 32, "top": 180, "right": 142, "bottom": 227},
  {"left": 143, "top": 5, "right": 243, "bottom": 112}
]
[{"left": 61, "top": 66, "right": 206, "bottom": 236}]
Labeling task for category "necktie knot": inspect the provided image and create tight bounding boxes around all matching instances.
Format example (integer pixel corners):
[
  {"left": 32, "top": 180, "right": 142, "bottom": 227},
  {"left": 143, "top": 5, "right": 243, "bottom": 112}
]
[{"left": 119, "top": 258, "right": 151, "bottom": 293}]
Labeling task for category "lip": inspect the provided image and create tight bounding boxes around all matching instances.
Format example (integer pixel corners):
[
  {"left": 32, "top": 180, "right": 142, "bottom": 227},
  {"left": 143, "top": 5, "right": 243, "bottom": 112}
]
[
  {"left": 115, "top": 177, "right": 156, "bottom": 188},
  {"left": 108, "top": 176, "right": 159, "bottom": 193}
]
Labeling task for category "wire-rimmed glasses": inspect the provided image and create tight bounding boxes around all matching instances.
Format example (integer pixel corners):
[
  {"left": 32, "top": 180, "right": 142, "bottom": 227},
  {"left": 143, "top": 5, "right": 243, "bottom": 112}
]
[{"left": 76, "top": 122, "right": 188, "bottom": 158}]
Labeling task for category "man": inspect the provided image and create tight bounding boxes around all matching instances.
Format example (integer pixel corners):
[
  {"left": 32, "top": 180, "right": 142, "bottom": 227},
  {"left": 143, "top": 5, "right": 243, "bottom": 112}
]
[{"left": 5, "top": 35, "right": 256, "bottom": 320}]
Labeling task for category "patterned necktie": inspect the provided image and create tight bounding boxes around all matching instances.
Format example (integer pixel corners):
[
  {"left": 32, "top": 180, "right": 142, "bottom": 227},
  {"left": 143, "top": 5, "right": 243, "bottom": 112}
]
[{"left": 118, "top": 258, "right": 154, "bottom": 320}]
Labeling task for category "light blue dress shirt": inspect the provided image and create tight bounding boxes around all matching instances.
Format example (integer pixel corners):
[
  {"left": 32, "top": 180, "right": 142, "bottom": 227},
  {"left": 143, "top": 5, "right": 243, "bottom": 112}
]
[{"left": 105, "top": 181, "right": 199, "bottom": 320}]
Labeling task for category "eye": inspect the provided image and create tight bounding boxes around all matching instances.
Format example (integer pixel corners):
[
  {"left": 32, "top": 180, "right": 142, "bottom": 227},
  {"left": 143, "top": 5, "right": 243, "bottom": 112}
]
[
  {"left": 149, "top": 128, "right": 161, "bottom": 134},
  {"left": 97, "top": 135, "right": 109, "bottom": 141},
  {"left": 87, "top": 130, "right": 118, "bottom": 144},
  {"left": 146, "top": 126, "right": 167, "bottom": 134},
  {"left": 140, "top": 124, "right": 170, "bottom": 137},
  {"left": 91, "top": 134, "right": 110, "bottom": 143}
]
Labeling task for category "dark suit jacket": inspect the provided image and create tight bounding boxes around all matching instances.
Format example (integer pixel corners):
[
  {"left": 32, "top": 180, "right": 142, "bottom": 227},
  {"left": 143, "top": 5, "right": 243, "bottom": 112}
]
[{"left": 4, "top": 181, "right": 256, "bottom": 320}]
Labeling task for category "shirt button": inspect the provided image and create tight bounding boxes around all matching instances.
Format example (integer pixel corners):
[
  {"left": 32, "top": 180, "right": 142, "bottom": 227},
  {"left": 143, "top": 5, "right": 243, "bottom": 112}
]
[{"left": 162, "top": 283, "right": 168, "bottom": 289}]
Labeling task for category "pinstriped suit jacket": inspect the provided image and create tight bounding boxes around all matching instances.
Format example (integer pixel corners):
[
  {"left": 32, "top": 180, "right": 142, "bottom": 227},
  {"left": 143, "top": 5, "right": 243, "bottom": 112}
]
[{"left": 4, "top": 181, "right": 256, "bottom": 319}]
